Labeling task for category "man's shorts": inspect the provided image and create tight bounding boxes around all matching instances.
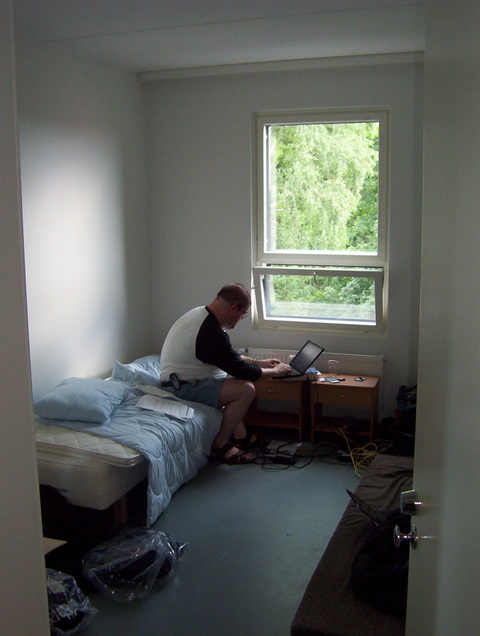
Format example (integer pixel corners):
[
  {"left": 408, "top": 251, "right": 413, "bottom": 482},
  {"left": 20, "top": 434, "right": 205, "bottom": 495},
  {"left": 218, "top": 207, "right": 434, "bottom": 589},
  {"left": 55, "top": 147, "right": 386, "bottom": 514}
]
[{"left": 162, "top": 377, "right": 226, "bottom": 409}]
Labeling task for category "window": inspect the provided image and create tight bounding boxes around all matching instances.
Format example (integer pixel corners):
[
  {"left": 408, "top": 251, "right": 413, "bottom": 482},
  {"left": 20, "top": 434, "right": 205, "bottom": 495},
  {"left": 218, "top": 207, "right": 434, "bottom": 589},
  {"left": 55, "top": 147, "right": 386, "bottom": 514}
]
[{"left": 253, "top": 109, "right": 388, "bottom": 332}]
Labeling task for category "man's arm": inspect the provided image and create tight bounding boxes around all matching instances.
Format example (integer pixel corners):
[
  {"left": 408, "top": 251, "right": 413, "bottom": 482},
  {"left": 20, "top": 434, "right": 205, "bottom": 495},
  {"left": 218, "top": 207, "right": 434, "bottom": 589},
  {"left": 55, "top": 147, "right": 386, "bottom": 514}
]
[
  {"left": 196, "top": 314, "right": 263, "bottom": 380},
  {"left": 241, "top": 355, "right": 291, "bottom": 378}
]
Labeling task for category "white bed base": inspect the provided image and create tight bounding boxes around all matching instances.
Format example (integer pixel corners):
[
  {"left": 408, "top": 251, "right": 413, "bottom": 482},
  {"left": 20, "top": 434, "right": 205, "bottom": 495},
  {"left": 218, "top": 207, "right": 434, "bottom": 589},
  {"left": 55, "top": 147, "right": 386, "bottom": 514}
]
[{"left": 35, "top": 422, "right": 148, "bottom": 521}]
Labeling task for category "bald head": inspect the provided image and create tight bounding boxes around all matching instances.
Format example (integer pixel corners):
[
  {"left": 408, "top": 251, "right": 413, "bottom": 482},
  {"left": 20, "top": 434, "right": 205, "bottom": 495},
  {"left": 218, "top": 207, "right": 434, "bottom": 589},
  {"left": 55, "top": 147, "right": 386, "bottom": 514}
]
[
  {"left": 207, "top": 283, "right": 251, "bottom": 329},
  {"left": 216, "top": 283, "right": 251, "bottom": 310}
]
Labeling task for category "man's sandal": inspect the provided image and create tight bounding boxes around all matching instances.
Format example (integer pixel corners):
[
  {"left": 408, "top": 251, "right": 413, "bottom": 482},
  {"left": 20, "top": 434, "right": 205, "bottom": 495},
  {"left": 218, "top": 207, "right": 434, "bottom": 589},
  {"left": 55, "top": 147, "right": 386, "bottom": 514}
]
[
  {"left": 209, "top": 441, "right": 255, "bottom": 465},
  {"left": 232, "top": 430, "right": 270, "bottom": 450}
]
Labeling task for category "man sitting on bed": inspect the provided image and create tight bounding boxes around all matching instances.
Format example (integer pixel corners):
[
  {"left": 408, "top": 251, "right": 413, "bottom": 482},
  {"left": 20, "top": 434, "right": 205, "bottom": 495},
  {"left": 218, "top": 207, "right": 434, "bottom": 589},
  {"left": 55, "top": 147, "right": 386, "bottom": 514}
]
[{"left": 160, "top": 283, "right": 291, "bottom": 464}]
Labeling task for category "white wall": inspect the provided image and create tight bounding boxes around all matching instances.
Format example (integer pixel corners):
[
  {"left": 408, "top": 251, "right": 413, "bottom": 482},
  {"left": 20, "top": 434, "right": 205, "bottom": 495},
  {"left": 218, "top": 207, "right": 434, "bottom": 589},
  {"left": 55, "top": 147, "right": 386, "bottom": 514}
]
[
  {"left": 407, "top": 1, "right": 480, "bottom": 633},
  {"left": 15, "top": 36, "right": 151, "bottom": 399},
  {"left": 145, "top": 59, "right": 423, "bottom": 415},
  {"left": 0, "top": 2, "right": 49, "bottom": 631}
]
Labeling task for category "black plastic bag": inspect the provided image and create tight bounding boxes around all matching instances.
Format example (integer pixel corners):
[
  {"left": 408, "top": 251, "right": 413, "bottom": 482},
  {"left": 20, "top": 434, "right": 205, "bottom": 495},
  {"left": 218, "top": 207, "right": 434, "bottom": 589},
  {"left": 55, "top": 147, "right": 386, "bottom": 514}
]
[
  {"left": 46, "top": 568, "right": 97, "bottom": 635},
  {"left": 82, "top": 528, "right": 187, "bottom": 602}
]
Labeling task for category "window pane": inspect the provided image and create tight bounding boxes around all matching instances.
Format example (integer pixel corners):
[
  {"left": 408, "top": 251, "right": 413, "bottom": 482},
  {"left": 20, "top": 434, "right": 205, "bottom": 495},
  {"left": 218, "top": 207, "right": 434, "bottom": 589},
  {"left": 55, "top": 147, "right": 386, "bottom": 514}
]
[
  {"left": 267, "top": 122, "right": 379, "bottom": 255},
  {"left": 263, "top": 272, "right": 377, "bottom": 323}
]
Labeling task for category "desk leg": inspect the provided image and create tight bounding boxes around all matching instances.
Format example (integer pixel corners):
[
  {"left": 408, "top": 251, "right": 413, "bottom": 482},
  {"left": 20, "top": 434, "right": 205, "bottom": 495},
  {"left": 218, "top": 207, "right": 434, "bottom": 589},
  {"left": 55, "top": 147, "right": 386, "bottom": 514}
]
[
  {"left": 310, "top": 401, "right": 323, "bottom": 443},
  {"left": 369, "top": 386, "right": 379, "bottom": 440}
]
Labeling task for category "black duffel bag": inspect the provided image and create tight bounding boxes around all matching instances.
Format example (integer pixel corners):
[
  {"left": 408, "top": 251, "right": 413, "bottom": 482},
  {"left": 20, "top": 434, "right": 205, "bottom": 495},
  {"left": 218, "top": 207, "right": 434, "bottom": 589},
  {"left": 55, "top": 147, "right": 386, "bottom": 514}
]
[{"left": 350, "top": 509, "right": 411, "bottom": 617}]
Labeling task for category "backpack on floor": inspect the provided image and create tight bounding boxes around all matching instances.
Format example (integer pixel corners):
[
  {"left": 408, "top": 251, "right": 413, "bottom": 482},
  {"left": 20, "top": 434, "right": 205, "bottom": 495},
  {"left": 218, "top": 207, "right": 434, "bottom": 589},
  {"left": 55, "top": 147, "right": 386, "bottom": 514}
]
[{"left": 350, "top": 508, "right": 411, "bottom": 617}]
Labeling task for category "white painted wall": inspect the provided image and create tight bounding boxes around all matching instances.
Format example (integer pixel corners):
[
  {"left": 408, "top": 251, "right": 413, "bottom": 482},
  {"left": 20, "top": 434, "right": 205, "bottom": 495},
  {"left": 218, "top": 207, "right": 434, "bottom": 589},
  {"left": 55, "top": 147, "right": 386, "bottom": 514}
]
[
  {"left": 15, "top": 36, "right": 151, "bottom": 399},
  {"left": 145, "top": 59, "right": 423, "bottom": 415},
  {"left": 407, "top": 1, "right": 480, "bottom": 634},
  {"left": 0, "top": 2, "right": 49, "bottom": 632}
]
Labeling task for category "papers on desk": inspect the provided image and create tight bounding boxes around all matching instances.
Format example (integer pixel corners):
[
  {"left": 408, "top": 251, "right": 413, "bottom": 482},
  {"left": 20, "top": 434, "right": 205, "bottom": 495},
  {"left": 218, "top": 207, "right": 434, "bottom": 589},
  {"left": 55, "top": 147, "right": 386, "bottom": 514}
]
[{"left": 135, "top": 385, "right": 195, "bottom": 419}]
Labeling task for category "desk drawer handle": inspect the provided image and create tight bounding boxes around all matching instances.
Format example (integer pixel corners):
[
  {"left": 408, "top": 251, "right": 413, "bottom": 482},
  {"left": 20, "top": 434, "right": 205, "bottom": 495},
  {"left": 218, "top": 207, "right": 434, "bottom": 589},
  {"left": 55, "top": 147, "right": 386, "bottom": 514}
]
[
  {"left": 266, "top": 389, "right": 277, "bottom": 393},
  {"left": 337, "top": 394, "right": 348, "bottom": 398}
]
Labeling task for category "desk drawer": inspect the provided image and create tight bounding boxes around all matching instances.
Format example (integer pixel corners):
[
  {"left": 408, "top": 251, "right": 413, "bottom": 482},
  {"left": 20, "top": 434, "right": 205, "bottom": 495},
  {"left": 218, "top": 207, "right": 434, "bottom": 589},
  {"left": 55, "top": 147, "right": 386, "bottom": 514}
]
[
  {"left": 255, "top": 380, "right": 303, "bottom": 401},
  {"left": 312, "top": 385, "right": 373, "bottom": 407}
]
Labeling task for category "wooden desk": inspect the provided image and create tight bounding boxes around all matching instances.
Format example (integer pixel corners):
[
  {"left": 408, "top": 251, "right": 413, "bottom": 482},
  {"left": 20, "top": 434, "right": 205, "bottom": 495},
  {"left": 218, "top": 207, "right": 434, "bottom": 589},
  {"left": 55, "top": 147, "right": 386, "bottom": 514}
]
[
  {"left": 246, "top": 378, "right": 308, "bottom": 440},
  {"left": 310, "top": 375, "right": 380, "bottom": 441}
]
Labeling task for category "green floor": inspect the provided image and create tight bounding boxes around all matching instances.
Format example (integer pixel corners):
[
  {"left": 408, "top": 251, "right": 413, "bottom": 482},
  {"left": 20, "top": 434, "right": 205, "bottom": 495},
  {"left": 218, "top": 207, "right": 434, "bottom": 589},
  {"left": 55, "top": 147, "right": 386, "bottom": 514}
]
[{"left": 80, "top": 442, "right": 359, "bottom": 636}]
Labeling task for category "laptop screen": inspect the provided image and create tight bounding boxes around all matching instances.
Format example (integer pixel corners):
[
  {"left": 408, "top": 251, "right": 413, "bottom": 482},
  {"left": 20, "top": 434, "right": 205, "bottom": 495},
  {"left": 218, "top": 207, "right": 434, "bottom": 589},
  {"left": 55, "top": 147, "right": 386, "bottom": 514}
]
[{"left": 290, "top": 340, "right": 325, "bottom": 374}]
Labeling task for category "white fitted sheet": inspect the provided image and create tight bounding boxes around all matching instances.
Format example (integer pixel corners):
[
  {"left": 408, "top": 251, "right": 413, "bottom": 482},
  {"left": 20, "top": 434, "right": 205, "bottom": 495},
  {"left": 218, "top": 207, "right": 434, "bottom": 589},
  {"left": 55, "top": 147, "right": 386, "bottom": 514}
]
[{"left": 36, "top": 421, "right": 144, "bottom": 467}]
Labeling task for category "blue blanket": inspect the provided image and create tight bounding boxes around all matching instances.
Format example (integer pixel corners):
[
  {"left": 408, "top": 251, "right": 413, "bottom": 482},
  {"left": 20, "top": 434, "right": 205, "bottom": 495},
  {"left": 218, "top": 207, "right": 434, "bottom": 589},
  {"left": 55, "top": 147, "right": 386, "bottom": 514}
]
[{"left": 36, "top": 388, "right": 221, "bottom": 526}]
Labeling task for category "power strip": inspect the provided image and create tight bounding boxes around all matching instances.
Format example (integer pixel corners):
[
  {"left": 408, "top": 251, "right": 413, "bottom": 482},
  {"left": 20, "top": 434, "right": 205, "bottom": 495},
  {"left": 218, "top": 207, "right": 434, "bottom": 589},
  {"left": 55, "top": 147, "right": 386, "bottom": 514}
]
[{"left": 272, "top": 455, "right": 296, "bottom": 465}]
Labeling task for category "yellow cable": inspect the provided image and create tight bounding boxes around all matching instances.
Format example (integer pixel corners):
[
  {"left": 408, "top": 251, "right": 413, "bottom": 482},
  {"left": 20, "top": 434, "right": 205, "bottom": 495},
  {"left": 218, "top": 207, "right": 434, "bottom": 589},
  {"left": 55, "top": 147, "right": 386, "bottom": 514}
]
[{"left": 334, "top": 427, "right": 394, "bottom": 478}]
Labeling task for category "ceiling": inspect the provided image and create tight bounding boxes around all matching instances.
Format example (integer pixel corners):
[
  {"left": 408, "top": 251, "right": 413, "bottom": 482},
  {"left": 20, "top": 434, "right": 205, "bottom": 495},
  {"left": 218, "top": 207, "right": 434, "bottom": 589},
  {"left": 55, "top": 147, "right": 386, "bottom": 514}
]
[{"left": 13, "top": 1, "right": 425, "bottom": 75}]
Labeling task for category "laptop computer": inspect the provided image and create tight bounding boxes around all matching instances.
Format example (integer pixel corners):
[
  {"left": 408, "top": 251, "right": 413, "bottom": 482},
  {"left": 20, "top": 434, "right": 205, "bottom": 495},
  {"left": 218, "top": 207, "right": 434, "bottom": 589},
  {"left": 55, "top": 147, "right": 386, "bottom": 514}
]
[
  {"left": 346, "top": 489, "right": 392, "bottom": 526},
  {"left": 273, "top": 340, "right": 324, "bottom": 379}
]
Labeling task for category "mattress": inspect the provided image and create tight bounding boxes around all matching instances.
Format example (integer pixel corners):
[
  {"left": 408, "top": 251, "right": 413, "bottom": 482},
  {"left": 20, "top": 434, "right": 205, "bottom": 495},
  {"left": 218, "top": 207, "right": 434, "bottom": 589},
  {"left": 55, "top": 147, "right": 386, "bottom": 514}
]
[{"left": 36, "top": 421, "right": 148, "bottom": 510}]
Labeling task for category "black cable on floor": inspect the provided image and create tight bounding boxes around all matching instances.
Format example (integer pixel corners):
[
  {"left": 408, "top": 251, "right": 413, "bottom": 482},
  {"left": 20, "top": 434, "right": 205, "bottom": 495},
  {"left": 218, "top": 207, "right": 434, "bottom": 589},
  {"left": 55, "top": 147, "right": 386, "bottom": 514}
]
[{"left": 254, "top": 442, "right": 344, "bottom": 471}]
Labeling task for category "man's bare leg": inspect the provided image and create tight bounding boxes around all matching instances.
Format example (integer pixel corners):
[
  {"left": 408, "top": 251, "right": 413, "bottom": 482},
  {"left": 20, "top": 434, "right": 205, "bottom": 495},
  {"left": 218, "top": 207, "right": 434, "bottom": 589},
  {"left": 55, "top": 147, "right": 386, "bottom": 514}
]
[
  {"left": 212, "top": 378, "right": 255, "bottom": 460},
  {"left": 230, "top": 376, "right": 276, "bottom": 447}
]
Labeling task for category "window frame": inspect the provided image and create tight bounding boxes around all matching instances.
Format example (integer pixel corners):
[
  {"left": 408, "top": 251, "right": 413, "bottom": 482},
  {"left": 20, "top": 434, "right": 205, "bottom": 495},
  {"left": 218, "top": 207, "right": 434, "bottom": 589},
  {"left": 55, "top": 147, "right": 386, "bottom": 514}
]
[
  {"left": 252, "top": 108, "right": 389, "bottom": 333},
  {"left": 252, "top": 266, "right": 385, "bottom": 332}
]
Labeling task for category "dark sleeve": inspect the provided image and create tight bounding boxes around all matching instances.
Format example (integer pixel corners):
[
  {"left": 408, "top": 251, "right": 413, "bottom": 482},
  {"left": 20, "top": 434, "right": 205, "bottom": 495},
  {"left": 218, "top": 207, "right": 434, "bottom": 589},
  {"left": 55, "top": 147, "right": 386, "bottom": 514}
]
[{"left": 195, "top": 311, "right": 262, "bottom": 381}]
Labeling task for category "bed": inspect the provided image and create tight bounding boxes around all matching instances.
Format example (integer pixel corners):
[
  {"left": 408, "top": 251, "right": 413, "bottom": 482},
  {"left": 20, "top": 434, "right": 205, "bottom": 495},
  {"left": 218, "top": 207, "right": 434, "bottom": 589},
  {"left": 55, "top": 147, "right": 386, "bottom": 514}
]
[
  {"left": 291, "top": 454, "right": 413, "bottom": 636},
  {"left": 34, "top": 355, "right": 222, "bottom": 526}
]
